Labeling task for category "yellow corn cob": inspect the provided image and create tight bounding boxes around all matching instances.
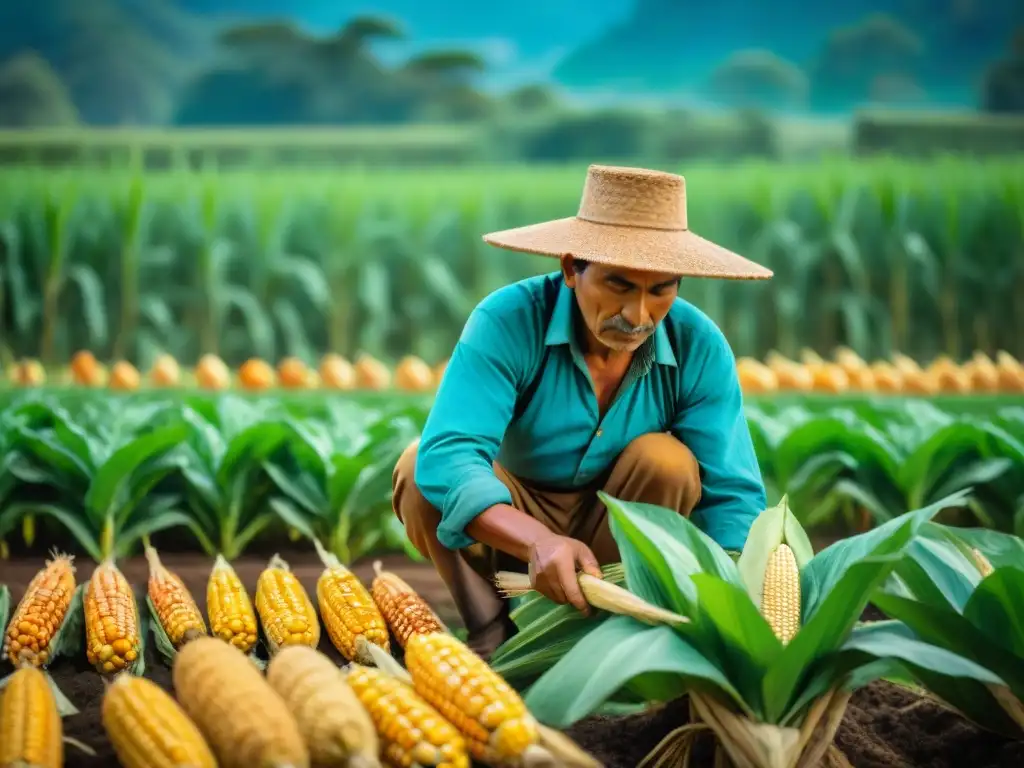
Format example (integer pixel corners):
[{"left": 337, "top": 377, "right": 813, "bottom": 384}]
[
  {"left": 173, "top": 635, "right": 310, "bottom": 768},
  {"left": 145, "top": 543, "right": 207, "bottom": 649},
  {"left": 0, "top": 666, "right": 62, "bottom": 768},
  {"left": 206, "top": 554, "right": 259, "bottom": 654},
  {"left": 345, "top": 663, "right": 469, "bottom": 768},
  {"left": 970, "top": 547, "right": 995, "bottom": 578},
  {"left": 404, "top": 632, "right": 541, "bottom": 764},
  {"left": 85, "top": 559, "right": 142, "bottom": 675},
  {"left": 313, "top": 539, "right": 389, "bottom": 663},
  {"left": 266, "top": 645, "right": 381, "bottom": 768},
  {"left": 761, "top": 542, "right": 801, "bottom": 645},
  {"left": 371, "top": 560, "right": 446, "bottom": 649},
  {"left": 255, "top": 553, "right": 320, "bottom": 654},
  {"left": 3, "top": 551, "right": 76, "bottom": 667},
  {"left": 102, "top": 673, "right": 217, "bottom": 768}
]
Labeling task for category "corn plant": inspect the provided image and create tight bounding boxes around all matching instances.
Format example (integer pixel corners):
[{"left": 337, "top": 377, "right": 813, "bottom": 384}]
[
  {"left": 869, "top": 523, "right": 1024, "bottom": 738},
  {"left": 0, "top": 397, "right": 193, "bottom": 561},
  {"left": 1, "top": 158, "right": 1022, "bottom": 366},
  {"left": 262, "top": 402, "right": 422, "bottom": 563},
  {"left": 490, "top": 489, "right": 1000, "bottom": 768}
]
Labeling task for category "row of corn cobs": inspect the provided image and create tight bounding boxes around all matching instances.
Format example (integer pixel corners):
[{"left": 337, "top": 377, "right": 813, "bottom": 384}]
[
  {"left": 737, "top": 348, "right": 1024, "bottom": 394},
  {"left": 5, "top": 350, "right": 445, "bottom": 392},
  {"left": 0, "top": 545, "right": 591, "bottom": 768}
]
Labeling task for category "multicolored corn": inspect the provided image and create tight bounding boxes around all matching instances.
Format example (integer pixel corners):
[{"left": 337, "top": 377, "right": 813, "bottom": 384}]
[
  {"left": 145, "top": 544, "right": 207, "bottom": 649},
  {"left": 84, "top": 559, "right": 142, "bottom": 675},
  {"left": 255, "top": 553, "right": 320, "bottom": 654},
  {"left": 371, "top": 560, "right": 446, "bottom": 648},
  {"left": 206, "top": 554, "right": 259, "bottom": 654},
  {"left": 345, "top": 663, "right": 469, "bottom": 768},
  {"left": 3, "top": 551, "right": 76, "bottom": 668},
  {"left": 404, "top": 632, "right": 541, "bottom": 764},
  {"left": 313, "top": 539, "right": 389, "bottom": 664}
]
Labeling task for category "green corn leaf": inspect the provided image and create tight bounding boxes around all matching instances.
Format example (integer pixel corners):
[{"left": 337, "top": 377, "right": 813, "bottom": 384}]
[
  {"left": 941, "top": 526, "right": 1024, "bottom": 571},
  {"left": 522, "top": 615, "right": 745, "bottom": 729},
  {"left": 49, "top": 583, "right": 85, "bottom": 663},
  {"left": 85, "top": 422, "right": 189, "bottom": 532},
  {"left": 146, "top": 594, "right": 178, "bottom": 666},
  {"left": 0, "top": 503, "right": 101, "bottom": 561},
  {"left": 893, "top": 534, "right": 981, "bottom": 612},
  {"left": 962, "top": 568, "right": 1024, "bottom": 659},
  {"left": 0, "top": 585, "right": 9, "bottom": 639},
  {"left": 761, "top": 489, "right": 969, "bottom": 722}
]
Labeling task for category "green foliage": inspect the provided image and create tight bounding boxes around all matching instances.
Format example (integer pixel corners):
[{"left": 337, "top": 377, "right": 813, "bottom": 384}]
[
  {"left": 492, "top": 487, "right": 1009, "bottom": 768},
  {"left": 1, "top": 158, "right": 1022, "bottom": 371}
]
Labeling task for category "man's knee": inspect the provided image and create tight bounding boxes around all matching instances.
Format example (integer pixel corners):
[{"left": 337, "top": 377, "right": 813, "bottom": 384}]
[
  {"left": 617, "top": 432, "right": 702, "bottom": 514},
  {"left": 392, "top": 438, "right": 440, "bottom": 542}
]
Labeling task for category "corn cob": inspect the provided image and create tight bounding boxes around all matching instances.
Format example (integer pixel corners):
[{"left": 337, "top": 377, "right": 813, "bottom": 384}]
[
  {"left": 313, "top": 539, "right": 389, "bottom": 664},
  {"left": 85, "top": 559, "right": 142, "bottom": 675},
  {"left": 404, "top": 632, "right": 541, "bottom": 764},
  {"left": 255, "top": 553, "right": 320, "bottom": 654},
  {"left": 345, "top": 663, "right": 469, "bottom": 768},
  {"left": 0, "top": 666, "right": 63, "bottom": 768},
  {"left": 761, "top": 542, "right": 801, "bottom": 645},
  {"left": 371, "top": 560, "right": 446, "bottom": 648},
  {"left": 173, "top": 635, "right": 310, "bottom": 768},
  {"left": 102, "top": 673, "right": 217, "bottom": 768},
  {"left": 145, "top": 543, "right": 207, "bottom": 649},
  {"left": 266, "top": 645, "right": 381, "bottom": 768},
  {"left": 3, "top": 551, "right": 76, "bottom": 667},
  {"left": 206, "top": 554, "right": 259, "bottom": 654}
]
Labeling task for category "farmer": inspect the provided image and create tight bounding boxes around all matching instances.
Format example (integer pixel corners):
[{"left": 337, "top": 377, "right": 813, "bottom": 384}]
[{"left": 392, "top": 164, "right": 773, "bottom": 658}]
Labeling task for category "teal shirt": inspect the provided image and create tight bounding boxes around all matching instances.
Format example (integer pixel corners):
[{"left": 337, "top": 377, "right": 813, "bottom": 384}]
[{"left": 414, "top": 271, "right": 767, "bottom": 552}]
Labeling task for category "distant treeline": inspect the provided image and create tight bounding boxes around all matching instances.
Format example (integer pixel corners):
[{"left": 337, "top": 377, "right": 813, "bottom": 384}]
[{"left": 0, "top": 4, "right": 1022, "bottom": 132}]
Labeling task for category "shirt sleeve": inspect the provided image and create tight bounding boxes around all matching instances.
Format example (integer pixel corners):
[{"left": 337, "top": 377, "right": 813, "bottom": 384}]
[
  {"left": 414, "top": 305, "right": 529, "bottom": 550},
  {"left": 670, "top": 322, "right": 767, "bottom": 552}
]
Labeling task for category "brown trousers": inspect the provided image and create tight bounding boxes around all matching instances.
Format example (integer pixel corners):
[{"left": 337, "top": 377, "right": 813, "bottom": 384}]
[{"left": 391, "top": 432, "right": 702, "bottom": 658}]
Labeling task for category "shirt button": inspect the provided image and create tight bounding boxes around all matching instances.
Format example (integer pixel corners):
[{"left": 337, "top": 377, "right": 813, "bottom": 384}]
[{"left": 596, "top": 429, "right": 603, "bottom": 437}]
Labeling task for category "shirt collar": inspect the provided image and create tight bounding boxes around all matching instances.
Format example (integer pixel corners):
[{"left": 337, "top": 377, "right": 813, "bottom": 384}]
[{"left": 545, "top": 277, "right": 677, "bottom": 368}]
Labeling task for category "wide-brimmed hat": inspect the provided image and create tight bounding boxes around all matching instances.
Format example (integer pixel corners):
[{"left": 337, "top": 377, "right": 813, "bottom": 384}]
[{"left": 483, "top": 164, "right": 772, "bottom": 280}]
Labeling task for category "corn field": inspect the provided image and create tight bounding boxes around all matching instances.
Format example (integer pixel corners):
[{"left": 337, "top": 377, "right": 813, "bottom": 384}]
[{"left": 1, "top": 157, "right": 1022, "bottom": 371}]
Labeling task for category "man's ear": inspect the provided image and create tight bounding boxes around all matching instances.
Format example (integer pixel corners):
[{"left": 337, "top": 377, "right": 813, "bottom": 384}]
[{"left": 560, "top": 254, "right": 577, "bottom": 287}]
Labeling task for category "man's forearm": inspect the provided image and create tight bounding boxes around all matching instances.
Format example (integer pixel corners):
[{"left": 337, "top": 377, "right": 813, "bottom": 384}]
[{"left": 465, "top": 503, "right": 554, "bottom": 562}]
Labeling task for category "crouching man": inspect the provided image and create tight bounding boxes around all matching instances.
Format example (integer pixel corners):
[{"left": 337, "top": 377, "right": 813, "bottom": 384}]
[{"left": 392, "top": 165, "right": 771, "bottom": 659}]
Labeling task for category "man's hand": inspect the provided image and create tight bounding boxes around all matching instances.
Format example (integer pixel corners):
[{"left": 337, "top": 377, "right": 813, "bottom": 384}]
[{"left": 527, "top": 534, "right": 603, "bottom": 614}]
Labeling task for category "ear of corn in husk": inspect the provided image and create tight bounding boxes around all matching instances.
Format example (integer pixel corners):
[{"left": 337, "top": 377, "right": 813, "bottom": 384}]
[
  {"left": 206, "top": 554, "right": 260, "bottom": 657},
  {"left": 267, "top": 645, "right": 381, "bottom": 768},
  {"left": 255, "top": 553, "right": 320, "bottom": 655},
  {"left": 144, "top": 542, "right": 207, "bottom": 662},
  {"left": 995, "top": 351, "right": 1024, "bottom": 391},
  {"left": 969, "top": 547, "right": 995, "bottom": 578},
  {"left": 370, "top": 559, "right": 447, "bottom": 648},
  {"left": 102, "top": 673, "right": 217, "bottom": 768},
  {"left": 494, "top": 570, "right": 689, "bottom": 627},
  {"left": 85, "top": 559, "right": 145, "bottom": 676},
  {"left": 0, "top": 585, "right": 9, "bottom": 639},
  {"left": 173, "top": 635, "right": 310, "bottom": 768},
  {"left": 344, "top": 662, "right": 470, "bottom": 768},
  {"left": 313, "top": 538, "right": 390, "bottom": 664},
  {"left": 3, "top": 551, "right": 81, "bottom": 670}
]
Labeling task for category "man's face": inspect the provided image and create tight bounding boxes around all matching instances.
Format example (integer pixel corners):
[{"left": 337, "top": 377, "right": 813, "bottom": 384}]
[{"left": 562, "top": 257, "right": 680, "bottom": 353}]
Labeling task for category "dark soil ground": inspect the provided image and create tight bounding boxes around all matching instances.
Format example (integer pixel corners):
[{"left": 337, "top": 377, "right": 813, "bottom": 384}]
[{"left": 2, "top": 552, "right": 1022, "bottom": 768}]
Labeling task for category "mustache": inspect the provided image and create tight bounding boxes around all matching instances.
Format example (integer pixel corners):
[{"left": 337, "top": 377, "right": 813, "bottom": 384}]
[{"left": 601, "top": 315, "right": 654, "bottom": 335}]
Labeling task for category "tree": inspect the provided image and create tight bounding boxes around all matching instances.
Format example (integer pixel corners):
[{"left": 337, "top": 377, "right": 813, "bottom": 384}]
[
  {"left": 0, "top": 52, "right": 78, "bottom": 127},
  {"left": 809, "top": 13, "right": 925, "bottom": 111},
  {"left": 981, "top": 28, "right": 1024, "bottom": 113},
  {"left": 707, "top": 50, "right": 808, "bottom": 110}
]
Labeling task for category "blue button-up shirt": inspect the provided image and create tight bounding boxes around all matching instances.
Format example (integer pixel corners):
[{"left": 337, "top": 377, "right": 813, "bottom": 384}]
[{"left": 414, "top": 271, "right": 767, "bottom": 552}]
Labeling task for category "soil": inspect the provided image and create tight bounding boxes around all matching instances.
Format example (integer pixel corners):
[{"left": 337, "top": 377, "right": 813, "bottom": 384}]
[{"left": 2, "top": 553, "right": 1022, "bottom": 768}]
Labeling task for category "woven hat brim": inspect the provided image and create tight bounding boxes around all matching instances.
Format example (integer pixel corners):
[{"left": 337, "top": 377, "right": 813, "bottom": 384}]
[{"left": 483, "top": 217, "right": 772, "bottom": 280}]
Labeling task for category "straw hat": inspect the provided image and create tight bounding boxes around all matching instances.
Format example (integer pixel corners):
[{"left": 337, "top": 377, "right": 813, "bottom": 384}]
[{"left": 483, "top": 164, "right": 772, "bottom": 280}]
